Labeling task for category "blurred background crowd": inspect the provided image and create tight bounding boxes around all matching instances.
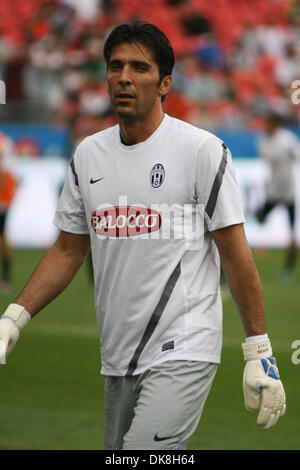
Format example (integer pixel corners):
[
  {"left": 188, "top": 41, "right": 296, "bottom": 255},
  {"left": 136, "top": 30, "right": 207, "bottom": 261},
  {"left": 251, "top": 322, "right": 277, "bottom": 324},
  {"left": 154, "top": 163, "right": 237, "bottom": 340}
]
[{"left": 1, "top": 0, "right": 300, "bottom": 147}]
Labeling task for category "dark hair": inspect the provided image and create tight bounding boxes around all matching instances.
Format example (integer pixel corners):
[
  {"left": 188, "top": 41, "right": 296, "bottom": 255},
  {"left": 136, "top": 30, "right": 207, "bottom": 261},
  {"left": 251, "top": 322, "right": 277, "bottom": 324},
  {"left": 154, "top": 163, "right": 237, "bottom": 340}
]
[
  {"left": 103, "top": 21, "right": 175, "bottom": 83},
  {"left": 265, "top": 111, "right": 282, "bottom": 127}
]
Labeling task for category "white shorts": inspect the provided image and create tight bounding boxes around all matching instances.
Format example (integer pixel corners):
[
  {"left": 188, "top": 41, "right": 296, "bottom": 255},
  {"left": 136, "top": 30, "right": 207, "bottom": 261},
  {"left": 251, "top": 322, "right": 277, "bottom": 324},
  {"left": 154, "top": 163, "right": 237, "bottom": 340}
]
[{"left": 103, "top": 360, "right": 218, "bottom": 450}]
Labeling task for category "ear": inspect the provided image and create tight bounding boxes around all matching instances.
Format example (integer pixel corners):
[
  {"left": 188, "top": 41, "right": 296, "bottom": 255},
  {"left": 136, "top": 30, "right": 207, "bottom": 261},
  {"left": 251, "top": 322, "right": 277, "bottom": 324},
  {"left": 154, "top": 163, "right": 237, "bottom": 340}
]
[{"left": 159, "top": 75, "right": 172, "bottom": 99}]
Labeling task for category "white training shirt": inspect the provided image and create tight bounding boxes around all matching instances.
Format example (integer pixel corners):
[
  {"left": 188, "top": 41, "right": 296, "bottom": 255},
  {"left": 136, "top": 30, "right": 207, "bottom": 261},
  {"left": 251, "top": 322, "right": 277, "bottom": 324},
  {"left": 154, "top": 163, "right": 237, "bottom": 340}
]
[
  {"left": 54, "top": 114, "right": 245, "bottom": 376},
  {"left": 258, "top": 128, "right": 300, "bottom": 202}
]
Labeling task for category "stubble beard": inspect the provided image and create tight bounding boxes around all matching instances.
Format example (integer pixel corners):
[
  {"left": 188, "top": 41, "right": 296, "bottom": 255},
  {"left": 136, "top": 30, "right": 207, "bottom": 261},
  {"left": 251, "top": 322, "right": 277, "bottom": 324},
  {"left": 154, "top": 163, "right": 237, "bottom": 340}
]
[
  {"left": 115, "top": 105, "right": 139, "bottom": 122},
  {"left": 113, "top": 91, "right": 159, "bottom": 123}
]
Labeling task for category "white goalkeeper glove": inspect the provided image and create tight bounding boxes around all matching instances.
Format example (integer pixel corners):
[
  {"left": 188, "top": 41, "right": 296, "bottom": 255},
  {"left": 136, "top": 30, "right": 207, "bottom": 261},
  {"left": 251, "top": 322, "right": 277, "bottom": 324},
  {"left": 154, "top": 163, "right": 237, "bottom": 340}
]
[
  {"left": 242, "top": 335, "right": 286, "bottom": 430},
  {"left": 0, "top": 303, "right": 31, "bottom": 365}
]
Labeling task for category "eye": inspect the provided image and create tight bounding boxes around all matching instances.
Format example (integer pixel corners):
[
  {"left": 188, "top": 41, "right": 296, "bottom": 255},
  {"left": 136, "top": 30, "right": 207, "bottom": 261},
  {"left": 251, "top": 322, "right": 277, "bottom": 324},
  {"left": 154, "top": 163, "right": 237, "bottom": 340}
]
[
  {"left": 108, "top": 62, "right": 122, "bottom": 71},
  {"left": 134, "top": 63, "right": 149, "bottom": 72}
]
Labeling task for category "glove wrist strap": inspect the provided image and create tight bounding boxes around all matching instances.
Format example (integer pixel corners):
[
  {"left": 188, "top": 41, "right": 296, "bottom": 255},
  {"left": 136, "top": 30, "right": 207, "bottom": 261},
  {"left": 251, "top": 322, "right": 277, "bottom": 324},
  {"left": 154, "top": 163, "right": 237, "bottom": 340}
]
[
  {"left": 242, "top": 337, "right": 272, "bottom": 361},
  {"left": 1, "top": 303, "right": 31, "bottom": 331}
]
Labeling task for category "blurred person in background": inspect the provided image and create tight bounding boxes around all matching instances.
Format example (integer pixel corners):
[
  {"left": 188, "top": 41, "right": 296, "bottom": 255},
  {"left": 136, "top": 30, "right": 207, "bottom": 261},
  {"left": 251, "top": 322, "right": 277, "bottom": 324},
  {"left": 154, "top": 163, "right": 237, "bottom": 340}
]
[
  {"left": 0, "top": 133, "right": 17, "bottom": 292},
  {"left": 255, "top": 112, "right": 300, "bottom": 282}
]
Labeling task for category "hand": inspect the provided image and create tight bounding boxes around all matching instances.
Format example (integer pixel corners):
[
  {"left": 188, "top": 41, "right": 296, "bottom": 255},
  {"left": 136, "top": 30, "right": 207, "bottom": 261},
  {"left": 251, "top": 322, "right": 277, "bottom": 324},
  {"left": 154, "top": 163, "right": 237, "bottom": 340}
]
[
  {"left": 0, "top": 318, "right": 20, "bottom": 364},
  {"left": 0, "top": 304, "right": 31, "bottom": 365},
  {"left": 243, "top": 356, "right": 286, "bottom": 430},
  {"left": 242, "top": 338, "right": 286, "bottom": 430}
]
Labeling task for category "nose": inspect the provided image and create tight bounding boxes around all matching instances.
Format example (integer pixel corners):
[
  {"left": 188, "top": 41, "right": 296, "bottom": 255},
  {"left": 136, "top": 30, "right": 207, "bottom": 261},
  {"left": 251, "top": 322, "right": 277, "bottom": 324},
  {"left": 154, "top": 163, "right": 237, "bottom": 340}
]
[{"left": 118, "top": 65, "right": 132, "bottom": 86}]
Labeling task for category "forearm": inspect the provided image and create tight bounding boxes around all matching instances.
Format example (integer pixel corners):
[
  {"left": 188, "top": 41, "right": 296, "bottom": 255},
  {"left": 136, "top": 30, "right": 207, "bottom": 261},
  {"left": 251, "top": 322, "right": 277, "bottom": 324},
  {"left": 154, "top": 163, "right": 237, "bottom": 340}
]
[
  {"left": 14, "top": 237, "right": 89, "bottom": 316},
  {"left": 212, "top": 224, "right": 266, "bottom": 337},
  {"left": 222, "top": 246, "right": 266, "bottom": 337}
]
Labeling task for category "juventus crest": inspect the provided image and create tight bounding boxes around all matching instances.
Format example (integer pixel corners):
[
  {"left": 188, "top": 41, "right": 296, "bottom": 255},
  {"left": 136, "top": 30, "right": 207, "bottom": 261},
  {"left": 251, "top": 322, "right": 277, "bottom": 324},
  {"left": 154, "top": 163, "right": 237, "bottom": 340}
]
[{"left": 150, "top": 163, "right": 165, "bottom": 188}]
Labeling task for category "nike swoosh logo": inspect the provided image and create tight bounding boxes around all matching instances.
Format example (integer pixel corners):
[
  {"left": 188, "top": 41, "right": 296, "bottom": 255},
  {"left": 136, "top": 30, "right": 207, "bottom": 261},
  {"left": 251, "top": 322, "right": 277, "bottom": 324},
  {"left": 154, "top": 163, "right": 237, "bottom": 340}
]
[
  {"left": 154, "top": 433, "right": 173, "bottom": 442},
  {"left": 90, "top": 177, "right": 104, "bottom": 184}
]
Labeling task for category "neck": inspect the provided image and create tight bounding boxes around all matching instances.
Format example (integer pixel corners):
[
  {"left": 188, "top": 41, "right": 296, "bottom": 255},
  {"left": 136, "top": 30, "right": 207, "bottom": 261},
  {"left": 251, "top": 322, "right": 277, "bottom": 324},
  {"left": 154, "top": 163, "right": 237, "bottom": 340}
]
[{"left": 119, "top": 108, "right": 165, "bottom": 145}]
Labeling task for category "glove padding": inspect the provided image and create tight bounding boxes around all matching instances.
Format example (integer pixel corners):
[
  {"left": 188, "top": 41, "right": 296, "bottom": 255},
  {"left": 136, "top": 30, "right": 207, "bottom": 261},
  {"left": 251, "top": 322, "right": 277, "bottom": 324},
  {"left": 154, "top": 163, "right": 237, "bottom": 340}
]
[
  {"left": 243, "top": 356, "right": 286, "bottom": 430},
  {"left": 0, "top": 304, "right": 30, "bottom": 365}
]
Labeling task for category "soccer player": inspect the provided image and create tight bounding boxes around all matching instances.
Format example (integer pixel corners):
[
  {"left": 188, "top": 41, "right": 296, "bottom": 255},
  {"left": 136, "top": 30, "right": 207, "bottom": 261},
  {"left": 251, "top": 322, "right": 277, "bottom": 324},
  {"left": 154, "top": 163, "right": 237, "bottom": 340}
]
[
  {"left": 256, "top": 112, "right": 300, "bottom": 282},
  {"left": 0, "top": 22, "right": 286, "bottom": 450}
]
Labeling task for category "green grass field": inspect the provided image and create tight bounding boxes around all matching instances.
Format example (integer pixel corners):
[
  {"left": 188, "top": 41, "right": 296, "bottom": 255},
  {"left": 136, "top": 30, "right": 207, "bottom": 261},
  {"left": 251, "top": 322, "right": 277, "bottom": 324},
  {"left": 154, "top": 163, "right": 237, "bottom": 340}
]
[{"left": 0, "top": 248, "right": 299, "bottom": 450}]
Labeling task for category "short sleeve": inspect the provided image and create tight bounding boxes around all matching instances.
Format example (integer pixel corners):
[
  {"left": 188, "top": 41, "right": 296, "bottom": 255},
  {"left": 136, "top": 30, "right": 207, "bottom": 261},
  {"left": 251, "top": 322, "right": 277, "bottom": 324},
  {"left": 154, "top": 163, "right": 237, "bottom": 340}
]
[
  {"left": 195, "top": 136, "right": 245, "bottom": 232},
  {"left": 53, "top": 148, "right": 89, "bottom": 234}
]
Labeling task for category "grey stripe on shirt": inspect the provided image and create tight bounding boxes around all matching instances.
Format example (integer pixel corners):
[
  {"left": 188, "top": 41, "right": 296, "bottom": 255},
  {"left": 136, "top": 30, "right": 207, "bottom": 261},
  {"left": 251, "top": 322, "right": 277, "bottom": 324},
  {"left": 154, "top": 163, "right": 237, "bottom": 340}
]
[
  {"left": 70, "top": 158, "right": 79, "bottom": 186},
  {"left": 126, "top": 262, "right": 181, "bottom": 376},
  {"left": 205, "top": 142, "right": 228, "bottom": 219}
]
